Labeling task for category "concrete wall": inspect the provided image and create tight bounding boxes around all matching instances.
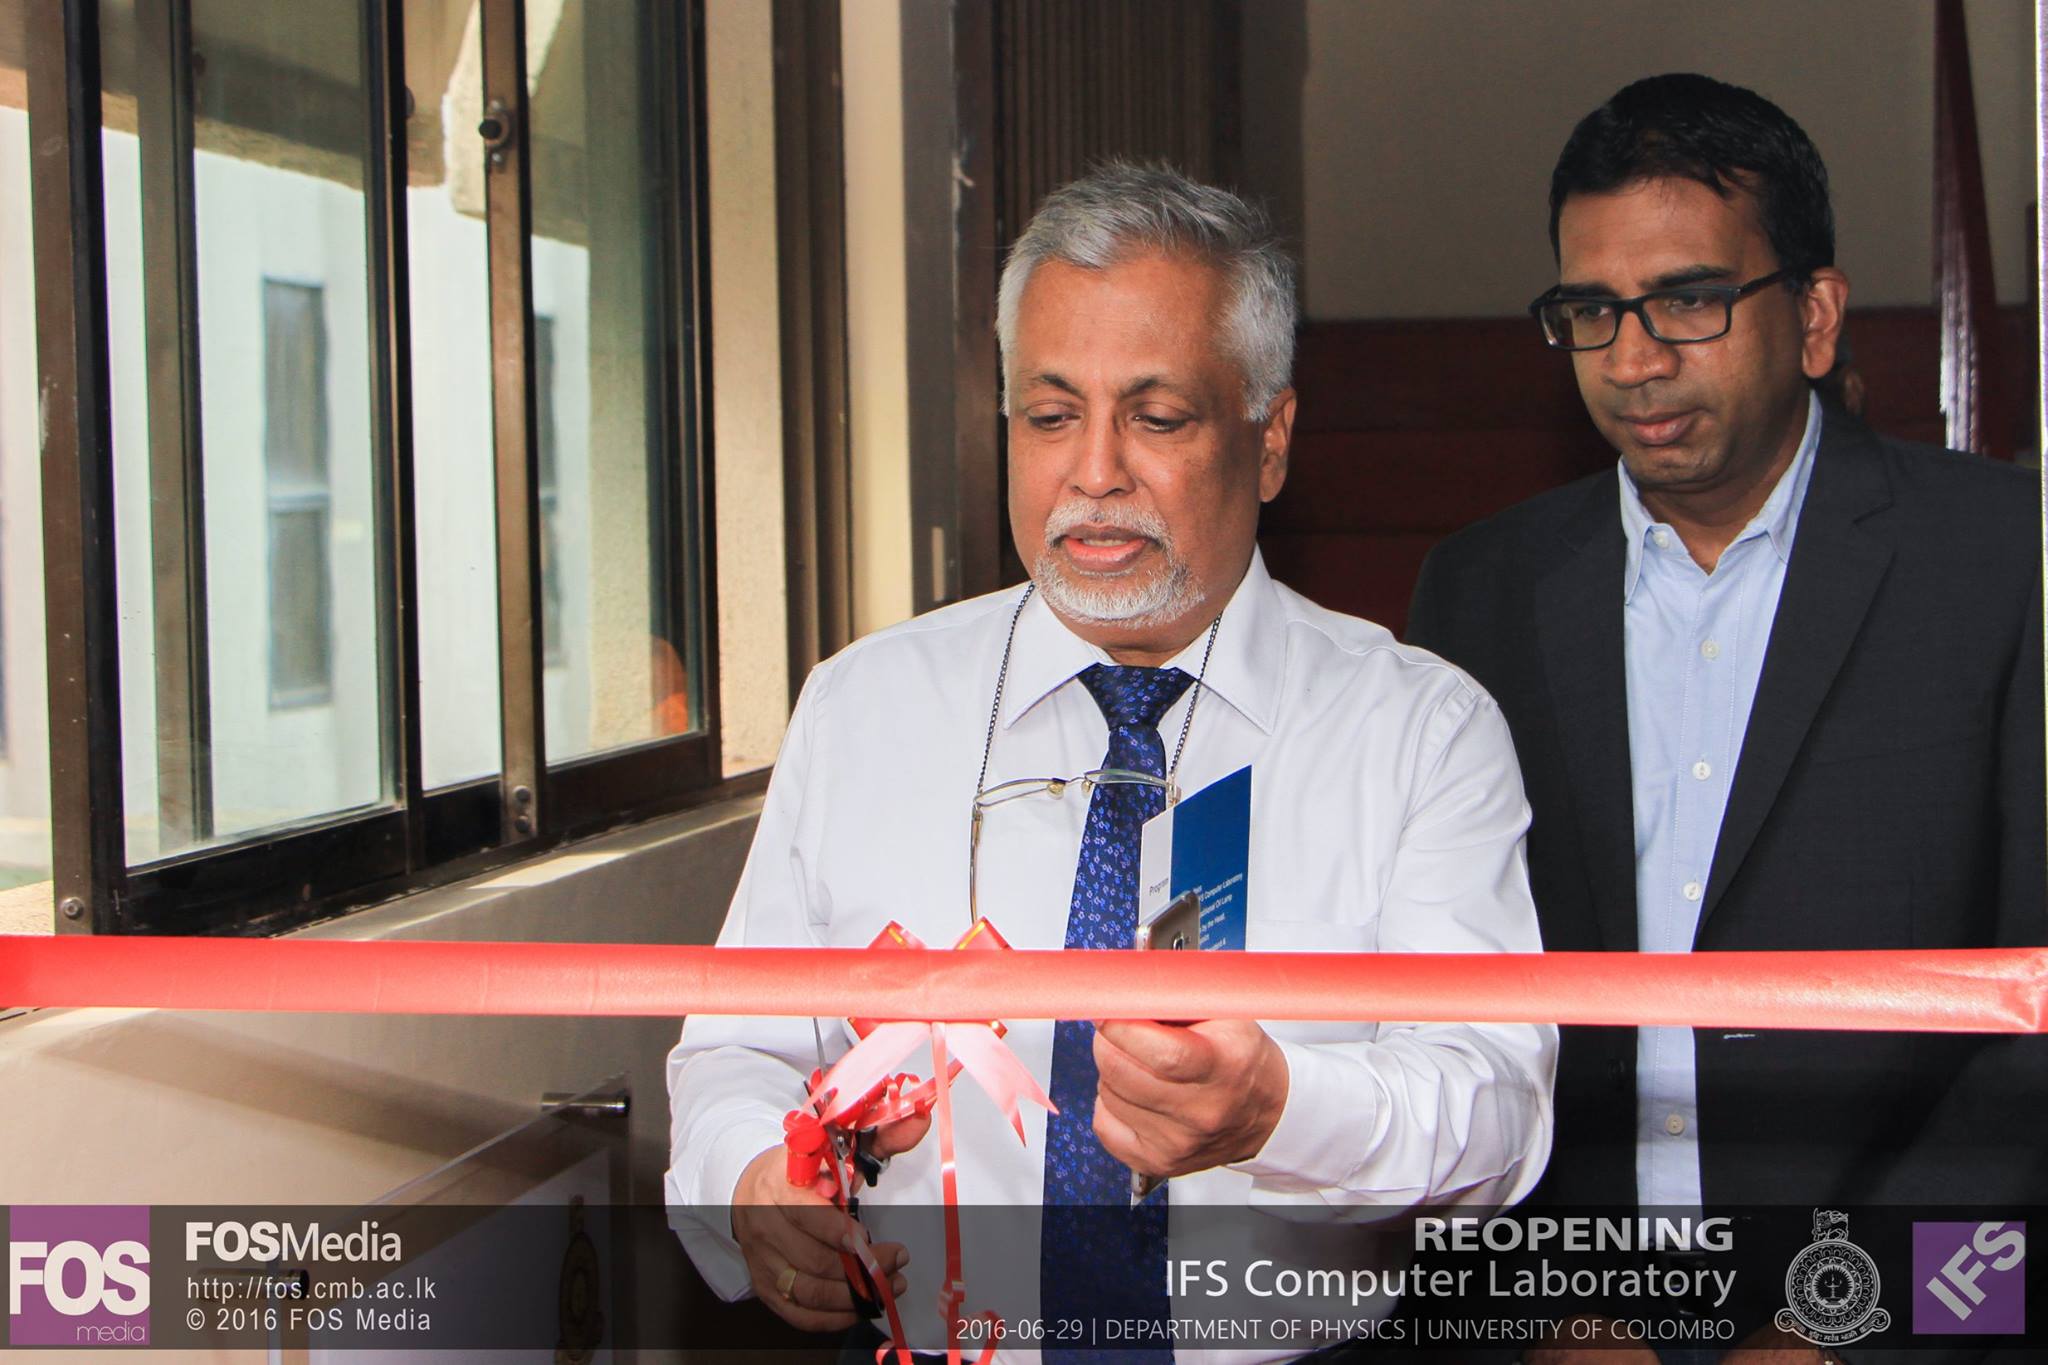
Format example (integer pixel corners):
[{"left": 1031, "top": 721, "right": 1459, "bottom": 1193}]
[
  {"left": 0, "top": 799, "right": 759, "bottom": 1362},
  {"left": 1240, "top": 0, "right": 2038, "bottom": 320},
  {"left": 0, "top": 802, "right": 753, "bottom": 1203}
]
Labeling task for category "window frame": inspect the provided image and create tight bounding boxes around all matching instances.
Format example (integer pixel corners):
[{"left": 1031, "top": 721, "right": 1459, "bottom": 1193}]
[{"left": 26, "top": 0, "right": 736, "bottom": 935}]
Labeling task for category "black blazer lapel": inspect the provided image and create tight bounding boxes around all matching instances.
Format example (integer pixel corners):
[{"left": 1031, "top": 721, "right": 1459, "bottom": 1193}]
[
  {"left": 1699, "top": 418, "right": 1895, "bottom": 932},
  {"left": 1535, "top": 475, "right": 1641, "bottom": 952}
]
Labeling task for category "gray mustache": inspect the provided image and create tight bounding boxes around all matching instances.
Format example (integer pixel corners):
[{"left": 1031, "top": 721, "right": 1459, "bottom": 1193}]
[{"left": 1042, "top": 501, "right": 1172, "bottom": 549}]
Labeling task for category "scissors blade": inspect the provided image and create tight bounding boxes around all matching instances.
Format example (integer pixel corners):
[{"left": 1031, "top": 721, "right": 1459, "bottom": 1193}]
[
  {"left": 813, "top": 1020, "right": 883, "bottom": 1314},
  {"left": 811, "top": 1017, "right": 858, "bottom": 1172}
]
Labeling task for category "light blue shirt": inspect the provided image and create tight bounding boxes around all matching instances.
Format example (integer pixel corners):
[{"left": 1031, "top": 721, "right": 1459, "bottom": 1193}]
[{"left": 1623, "top": 392, "right": 1822, "bottom": 1210}]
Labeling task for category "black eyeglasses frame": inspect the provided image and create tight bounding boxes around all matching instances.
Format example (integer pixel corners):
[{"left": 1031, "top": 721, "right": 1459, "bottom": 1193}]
[{"left": 1528, "top": 268, "right": 1800, "bottom": 351}]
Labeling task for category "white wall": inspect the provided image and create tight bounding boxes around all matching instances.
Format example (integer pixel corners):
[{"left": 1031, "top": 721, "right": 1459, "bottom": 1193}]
[
  {"left": 843, "top": 0, "right": 917, "bottom": 639},
  {"left": 707, "top": 0, "right": 793, "bottom": 774},
  {"left": 1250, "top": 0, "right": 2038, "bottom": 320}
]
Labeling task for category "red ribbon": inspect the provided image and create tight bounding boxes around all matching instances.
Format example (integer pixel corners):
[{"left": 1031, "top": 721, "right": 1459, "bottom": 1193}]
[
  {"left": 781, "top": 1109, "right": 834, "bottom": 1190},
  {"left": 788, "top": 922, "right": 1046, "bottom": 1365},
  {"left": 813, "top": 921, "right": 1054, "bottom": 1137},
  {"left": 2, "top": 936, "right": 2043, "bottom": 1032},
  {"left": 9, "top": 932, "right": 2044, "bottom": 1362},
  {"left": 780, "top": 1091, "right": 916, "bottom": 1365}
]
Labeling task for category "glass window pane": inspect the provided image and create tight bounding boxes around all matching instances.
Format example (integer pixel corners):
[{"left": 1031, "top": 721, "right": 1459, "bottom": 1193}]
[
  {"left": 0, "top": 10, "right": 55, "bottom": 913},
  {"left": 99, "top": 0, "right": 169, "bottom": 861},
  {"left": 528, "top": 0, "right": 702, "bottom": 764},
  {"left": 101, "top": 0, "right": 393, "bottom": 861},
  {"left": 406, "top": 0, "right": 502, "bottom": 790},
  {"left": 191, "top": 0, "right": 388, "bottom": 840},
  {"left": 536, "top": 315, "right": 564, "bottom": 668}
]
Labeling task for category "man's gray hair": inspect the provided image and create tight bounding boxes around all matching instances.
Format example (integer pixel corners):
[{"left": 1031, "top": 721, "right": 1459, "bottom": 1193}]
[{"left": 996, "top": 162, "right": 1297, "bottom": 422}]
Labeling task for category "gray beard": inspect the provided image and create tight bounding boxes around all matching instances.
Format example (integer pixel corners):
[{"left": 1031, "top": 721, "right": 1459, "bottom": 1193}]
[{"left": 1030, "top": 550, "right": 1206, "bottom": 629}]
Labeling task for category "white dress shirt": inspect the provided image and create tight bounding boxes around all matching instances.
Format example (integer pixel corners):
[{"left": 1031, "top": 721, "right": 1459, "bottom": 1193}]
[
  {"left": 1621, "top": 393, "right": 1820, "bottom": 1211},
  {"left": 666, "top": 550, "right": 1556, "bottom": 1362}
]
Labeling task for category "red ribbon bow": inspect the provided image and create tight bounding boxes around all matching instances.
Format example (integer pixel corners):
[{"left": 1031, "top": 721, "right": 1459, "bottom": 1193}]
[
  {"left": 784, "top": 920, "right": 1055, "bottom": 1365},
  {"left": 815, "top": 919, "right": 1056, "bottom": 1139}
]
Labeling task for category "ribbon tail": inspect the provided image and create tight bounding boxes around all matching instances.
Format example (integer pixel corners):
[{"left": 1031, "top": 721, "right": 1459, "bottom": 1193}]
[
  {"left": 967, "top": 1315, "right": 1002, "bottom": 1365},
  {"left": 811, "top": 1021, "right": 929, "bottom": 1125},
  {"left": 930, "top": 1023, "right": 968, "bottom": 1365},
  {"left": 946, "top": 1023, "right": 1056, "bottom": 1142},
  {"left": 843, "top": 1226, "right": 913, "bottom": 1365}
]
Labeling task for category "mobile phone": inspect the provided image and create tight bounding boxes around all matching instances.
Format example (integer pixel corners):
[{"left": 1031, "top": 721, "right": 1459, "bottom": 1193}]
[
  {"left": 1134, "top": 889, "right": 1202, "bottom": 951},
  {"left": 1130, "top": 889, "right": 1203, "bottom": 1204}
]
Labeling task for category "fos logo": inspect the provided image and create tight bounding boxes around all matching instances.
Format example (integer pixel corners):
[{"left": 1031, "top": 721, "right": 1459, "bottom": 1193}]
[
  {"left": 7, "top": 1206, "right": 151, "bottom": 1347},
  {"left": 1913, "top": 1221, "right": 2025, "bottom": 1335}
]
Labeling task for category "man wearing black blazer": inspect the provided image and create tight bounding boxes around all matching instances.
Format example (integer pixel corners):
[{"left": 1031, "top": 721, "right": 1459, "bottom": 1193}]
[{"left": 1408, "top": 74, "right": 2045, "bottom": 1215}]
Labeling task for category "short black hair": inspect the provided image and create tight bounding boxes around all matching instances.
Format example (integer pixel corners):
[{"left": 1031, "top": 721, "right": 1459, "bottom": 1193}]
[{"left": 1548, "top": 73, "right": 1834, "bottom": 279}]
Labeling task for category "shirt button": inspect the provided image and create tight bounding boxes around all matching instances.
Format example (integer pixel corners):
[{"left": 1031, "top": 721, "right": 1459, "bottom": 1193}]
[
  {"left": 1652, "top": 529, "right": 1672, "bottom": 549},
  {"left": 1683, "top": 881, "right": 1703, "bottom": 902},
  {"left": 1665, "top": 1113, "right": 1686, "bottom": 1136},
  {"left": 1700, "top": 639, "right": 1721, "bottom": 660},
  {"left": 1692, "top": 760, "right": 1712, "bottom": 781}
]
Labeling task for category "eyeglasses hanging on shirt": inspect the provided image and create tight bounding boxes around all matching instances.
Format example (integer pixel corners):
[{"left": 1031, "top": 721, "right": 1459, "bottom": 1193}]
[{"left": 966, "top": 584, "right": 1221, "bottom": 927}]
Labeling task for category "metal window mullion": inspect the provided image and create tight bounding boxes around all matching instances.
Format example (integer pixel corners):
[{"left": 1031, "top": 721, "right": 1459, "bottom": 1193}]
[
  {"left": 480, "top": 0, "right": 544, "bottom": 843},
  {"left": 362, "top": 0, "right": 423, "bottom": 864},
  {"left": 135, "top": 0, "right": 213, "bottom": 850},
  {"left": 665, "top": 0, "right": 719, "bottom": 763},
  {"left": 28, "top": 0, "right": 126, "bottom": 932}
]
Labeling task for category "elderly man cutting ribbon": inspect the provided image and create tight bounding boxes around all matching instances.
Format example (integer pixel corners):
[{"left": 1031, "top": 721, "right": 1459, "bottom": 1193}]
[{"left": 664, "top": 164, "right": 1557, "bottom": 1365}]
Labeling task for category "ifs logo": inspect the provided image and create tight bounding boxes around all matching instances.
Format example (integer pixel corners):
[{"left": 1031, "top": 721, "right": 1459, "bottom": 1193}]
[
  {"left": 7, "top": 1206, "right": 151, "bottom": 1346},
  {"left": 1913, "top": 1221, "right": 2025, "bottom": 1335}
]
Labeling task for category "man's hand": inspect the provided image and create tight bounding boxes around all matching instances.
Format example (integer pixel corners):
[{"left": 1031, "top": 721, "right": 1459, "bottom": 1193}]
[
  {"left": 1091, "top": 1019, "right": 1289, "bottom": 1178},
  {"left": 861, "top": 1106, "right": 933, "bottom": 1170},
  {"left": 729, "top": 1116, "right": 924, "bottom": 1333}
]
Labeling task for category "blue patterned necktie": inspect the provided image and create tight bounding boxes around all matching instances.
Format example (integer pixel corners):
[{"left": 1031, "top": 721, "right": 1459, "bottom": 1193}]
[{"left": 1040, "top": 663, "right": 1193, "bottom": 1363}]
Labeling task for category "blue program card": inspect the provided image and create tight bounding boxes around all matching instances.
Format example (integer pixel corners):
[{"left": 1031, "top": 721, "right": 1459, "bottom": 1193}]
[{"left": 1138, "top": 765, "right": 1251, "bottom": 950}]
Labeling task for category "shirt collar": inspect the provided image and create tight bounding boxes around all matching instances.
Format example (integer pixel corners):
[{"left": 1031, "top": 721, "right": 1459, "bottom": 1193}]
[
  {"left": 998, "top": 547, "right": 1284, "bottom": 735},
  {"left": 1618, "top": 389, "right": 1823, "bottom": 600}
]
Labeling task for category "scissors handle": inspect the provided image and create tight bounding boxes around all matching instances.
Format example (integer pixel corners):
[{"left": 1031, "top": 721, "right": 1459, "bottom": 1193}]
[{"left": 840, "top": 1194, "right": 886, "bottom": 1317}]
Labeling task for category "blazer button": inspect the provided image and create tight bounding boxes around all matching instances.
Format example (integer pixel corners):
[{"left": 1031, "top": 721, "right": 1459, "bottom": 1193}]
[{"left": 1608, "top": 1058, "right": 1628, "bottom": 1089}]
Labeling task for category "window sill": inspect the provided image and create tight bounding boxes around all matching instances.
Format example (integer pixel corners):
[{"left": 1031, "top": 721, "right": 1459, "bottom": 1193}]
[{"left": 0, "top": 880, "right": 51, "bottom": 937}]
